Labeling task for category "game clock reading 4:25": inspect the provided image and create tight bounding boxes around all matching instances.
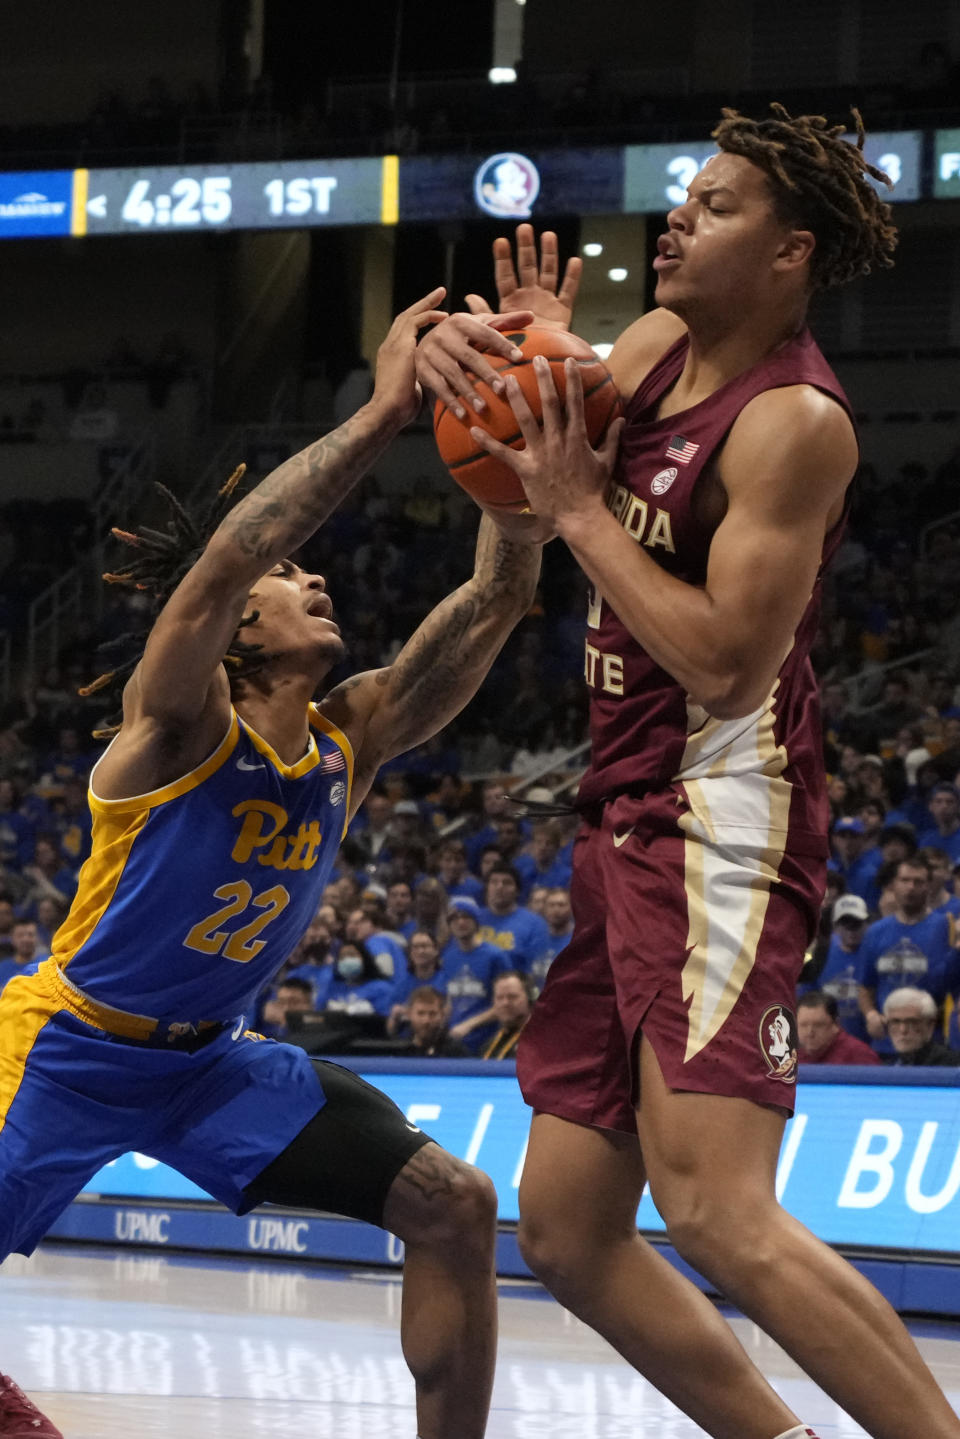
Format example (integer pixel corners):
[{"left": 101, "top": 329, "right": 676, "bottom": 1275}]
[{"left": 82, "top": 160, "right": 386, "bottom": 234}]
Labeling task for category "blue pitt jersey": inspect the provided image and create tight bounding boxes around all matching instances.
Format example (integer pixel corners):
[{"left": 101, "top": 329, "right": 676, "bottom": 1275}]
[{"left": 51, "top": 705, "right": 352, "bottom": 1023}]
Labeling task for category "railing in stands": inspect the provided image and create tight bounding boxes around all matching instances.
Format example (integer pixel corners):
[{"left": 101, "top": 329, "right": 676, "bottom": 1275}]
[
  {"left": 844, "top": 647, "right": 938, "bottom": 714},
  {"left": 25, "top": 430, "right": 157, "bottom": 680},
  {"left": 439, "top": 738, "right": 591, "bottom": 838}
]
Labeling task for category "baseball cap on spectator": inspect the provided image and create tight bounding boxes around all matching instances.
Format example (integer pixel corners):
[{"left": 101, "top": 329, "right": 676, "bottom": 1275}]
[
  {"left": 859, "top": 755, "right": 884, "bottom": 769},
  {"left": 833, "top": 817, "right": 865, "bottom": 835},
  {"left": 930, "top": 782, "right": 960, "bottom": 801},
  {"left": 525, "top": 786, "right": 555, "bottom": 804},
  {"left": 880, "top": 821, "right": 916, "bottom": 844},
  {"left": 833, "top": 895, "right": 868, "bottom": 924},
  {"left": 393, "top": 800, "right": 420, "bottom": 816},
  {"left": 447, "top": 896, "right": 480, "bottom": 920},
  {"left": 361, "top": 882, "right": 388, "bottom": 902}
]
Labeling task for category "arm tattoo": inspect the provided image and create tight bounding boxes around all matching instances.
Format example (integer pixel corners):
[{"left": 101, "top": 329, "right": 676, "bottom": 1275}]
[
  {"left": 372, "top": 520, "right": 541, "bottom": 755},
  {"left": 217, "top": 406, "right": 398, "bottom": 563}
]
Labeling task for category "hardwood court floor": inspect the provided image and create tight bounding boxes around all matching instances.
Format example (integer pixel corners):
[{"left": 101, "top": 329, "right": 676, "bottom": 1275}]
[{"left": 3, "top": 1246, "right": 960, "bottom": 1437}]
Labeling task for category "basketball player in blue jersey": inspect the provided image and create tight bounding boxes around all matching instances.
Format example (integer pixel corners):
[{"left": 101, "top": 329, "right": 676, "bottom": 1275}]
[
  {"left": 416, "top": 109, "right": 960, "bottom": 1439},
  {"left": 0, "top": 289, "right": 545, "bottom": 1439}
]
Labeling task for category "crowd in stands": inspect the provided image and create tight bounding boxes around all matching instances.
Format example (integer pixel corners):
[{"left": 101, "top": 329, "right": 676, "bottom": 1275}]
[
  {"left": 3, "top": 627, "right": 960, "bottom": 1068},
  {"left": 2, "top": 360, "right": 960, "bottom": 1072},
  {"left": 4, "top": 37, "right": 960, "bottom": 168}
]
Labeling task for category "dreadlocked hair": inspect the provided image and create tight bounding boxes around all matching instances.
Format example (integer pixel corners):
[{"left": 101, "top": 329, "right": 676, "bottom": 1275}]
[
  {"left": 711, "top": 103, "right": 898, "bottom": 290},
  {"left": 80, "top": 464, "right": 268, "bottom": 739}
]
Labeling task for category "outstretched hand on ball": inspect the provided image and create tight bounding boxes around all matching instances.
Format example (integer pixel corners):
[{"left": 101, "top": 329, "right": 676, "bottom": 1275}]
[
  {"left": 470, "top": 355, "right": 625, "bottom": 540},
  {"left": 414, "top": 309, "right": 535, "bottom": 420},
  {"left": 465, "top": 224, "right": 582, "bottom": 332}
]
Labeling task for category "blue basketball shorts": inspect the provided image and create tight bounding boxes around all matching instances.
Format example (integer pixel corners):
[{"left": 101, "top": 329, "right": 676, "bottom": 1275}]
[{"left": 0, "top": 971, "right": 330, "bottom": 1261}]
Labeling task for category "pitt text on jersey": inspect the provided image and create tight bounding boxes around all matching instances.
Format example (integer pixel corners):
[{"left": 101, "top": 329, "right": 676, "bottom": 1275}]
[{"left": 584, "top": 481, "right": 677, "bottom": 697}]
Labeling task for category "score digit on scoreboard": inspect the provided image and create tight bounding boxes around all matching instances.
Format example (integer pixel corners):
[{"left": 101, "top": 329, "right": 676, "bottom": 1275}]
[{"left": 623, "top": 130, "right": 923, "bottom": 213}]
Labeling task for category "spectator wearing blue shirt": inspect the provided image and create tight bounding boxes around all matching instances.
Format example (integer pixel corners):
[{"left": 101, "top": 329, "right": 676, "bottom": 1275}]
[
  {"left": 389, "top": 929, "right": 448, "bottom": 1024},
  {"left": 922, "top": 847, "right": 960, "bottom": 922},
  {"left": 799, "top": 894, "right": 870, "bottom": 1042},
  {"left": 857, "top": 857, "right": 960, "bottom": 1055},
  {"left": 436, "top": 840, "right": 484, "bottom": 904},
  {"left": 407, "top": 876, "right": 451, "bottom": 950},
  {"left": 477, "top": 863, "right": 551, "bottom": 974},
  {"left": 323, "top": 939, "right": 395, "bottom": 1022},
  {"left": 20, "top": 835, "right": 77, "bottom": 912},
  {"left": 42, "top": 725, "right": 96, "bottom": 784},
  {"left": 441, "top": 896, "right": 509, "bottom": 1051},
  {"left": 0, "top": 779, "right": 35, "bottom": 870},
  {"left": 917, "top": 783, "right": 960, "bottom": 865},
  {"left": 0, "top": 919, "right": 48, "bottom": 993},
  {"left": 385, "top": 879, "right": 417, "bottom": 942},
  {"left": 463, "top": 781, "right": 529, "bottom": 871},
  {"left": 259, "top": 977, "right": 318, "bottom": 1040},
  {"left": 514, "top": 821, "right": 573, "bottom": 903},
  {"left": 528, "top": 887, "right": 574, "bottom": 997},
  {"left": 344, "top": 900, "right": 406, "bottom": 981},
  {"left": 827, "top": 817, "right": 882, "bottom": 905}
]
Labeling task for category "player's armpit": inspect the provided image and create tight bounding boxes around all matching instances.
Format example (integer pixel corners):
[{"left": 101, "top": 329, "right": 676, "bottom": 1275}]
[{"left": 324, "top": 516, "right": 540, "bottom": 793}]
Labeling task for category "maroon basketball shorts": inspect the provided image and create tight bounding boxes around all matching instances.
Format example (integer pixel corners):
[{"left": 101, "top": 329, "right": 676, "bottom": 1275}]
[{"left": 517, "top": 788, "right": 825, "bottom": 1131}]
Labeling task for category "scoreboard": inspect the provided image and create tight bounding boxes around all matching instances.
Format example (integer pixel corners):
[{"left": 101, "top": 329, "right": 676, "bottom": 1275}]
[
  {"left": 0, "top": 130, "right": 942, "bottom": 242},
  {"left": 624, "top": 131, "right": 924, "bottom": 212}
]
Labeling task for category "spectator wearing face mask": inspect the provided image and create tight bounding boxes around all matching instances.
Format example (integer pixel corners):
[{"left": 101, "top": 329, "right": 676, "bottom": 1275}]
[{"left": 323, "top": 939, "right": 395, "bottom": 1028}]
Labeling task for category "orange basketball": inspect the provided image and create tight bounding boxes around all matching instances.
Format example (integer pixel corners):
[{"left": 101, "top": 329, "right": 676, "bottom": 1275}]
[{"left": 433, "top": 327, "right": 622, "bottom": 512}]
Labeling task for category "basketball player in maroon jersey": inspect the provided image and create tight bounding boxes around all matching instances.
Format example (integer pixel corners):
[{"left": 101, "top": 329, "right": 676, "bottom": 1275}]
[{"left": 416, "top": 108, "right": 959, "bottom": 1439}]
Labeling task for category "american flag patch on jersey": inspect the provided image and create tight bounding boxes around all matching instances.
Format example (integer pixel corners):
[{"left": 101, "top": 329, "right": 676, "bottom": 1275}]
[
  {"left": 665, "top": 434, "right": 699, "bottom": 464},
  {"left": 319, "top": 748, "right": 347, "bottom": 774}
]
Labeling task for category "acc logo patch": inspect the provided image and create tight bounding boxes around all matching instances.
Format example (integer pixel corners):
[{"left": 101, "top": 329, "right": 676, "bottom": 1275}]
[
  {"left": 329, "top": 780, "right": 347, "bottom": 808},
  {"left": 758, "top": 1004, "right": 798, "bottom": 1084},
  {"left": 650, "top": 467, "right": 678, "bottom": 495}
]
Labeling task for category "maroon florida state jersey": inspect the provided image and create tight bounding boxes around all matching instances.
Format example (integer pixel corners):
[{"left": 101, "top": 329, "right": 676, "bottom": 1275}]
[{"left": 577, "top": 326, "right": 854, "bottom": 859}]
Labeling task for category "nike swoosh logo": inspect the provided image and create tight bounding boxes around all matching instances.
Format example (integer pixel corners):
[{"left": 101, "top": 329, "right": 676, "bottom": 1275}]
[
  {"left": 612, "top": 827, "right": 634, "bottom": 848},
  {"left": 405, "top": 1123, "right": 421, "bottom": 1133},
  {"left": 237, "top": 756, "right": 266, "bottom": 771}
]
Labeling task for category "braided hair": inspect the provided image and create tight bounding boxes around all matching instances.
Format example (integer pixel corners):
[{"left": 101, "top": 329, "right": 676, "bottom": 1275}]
[
  {"left": 711, "top": 104, "right": 898, "bottom": 290},
  {"left": 80, "top": 466, "right": 267, "bottom": 738}
]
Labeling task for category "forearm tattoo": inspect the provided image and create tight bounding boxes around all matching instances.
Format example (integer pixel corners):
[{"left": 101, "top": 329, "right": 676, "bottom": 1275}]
[
  {"left": 218, "top": 407, "right": 397, "bottom": 562},
  {"left": 379, "top": 519, "right": 541, "bottom": 752}
]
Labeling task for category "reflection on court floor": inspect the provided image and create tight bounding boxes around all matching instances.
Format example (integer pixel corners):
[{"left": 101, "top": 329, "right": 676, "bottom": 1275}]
[{"left": 3, "top": 1247, "right": 960, "bottom": 1437}]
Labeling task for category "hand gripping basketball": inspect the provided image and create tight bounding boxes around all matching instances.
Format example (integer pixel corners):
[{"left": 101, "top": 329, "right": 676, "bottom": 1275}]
[{"left": 433, "top": 327, "right": 622, "bottom": 513}]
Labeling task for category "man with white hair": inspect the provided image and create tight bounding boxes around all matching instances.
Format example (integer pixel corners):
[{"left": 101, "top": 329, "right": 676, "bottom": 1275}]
[{"left": 883, "top": 987, "right": 960, "bottom": 1067}]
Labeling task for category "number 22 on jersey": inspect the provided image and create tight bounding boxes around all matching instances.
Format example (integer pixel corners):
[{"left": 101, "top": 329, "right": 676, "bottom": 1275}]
[{"left": 183, "top": 881, "right": 291, "bottom": 963}]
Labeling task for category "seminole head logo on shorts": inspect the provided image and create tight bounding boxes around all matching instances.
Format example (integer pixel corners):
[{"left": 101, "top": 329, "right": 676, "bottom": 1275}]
[{"left": 758, "top": 1004, "right": 798, "bottom": 1084}]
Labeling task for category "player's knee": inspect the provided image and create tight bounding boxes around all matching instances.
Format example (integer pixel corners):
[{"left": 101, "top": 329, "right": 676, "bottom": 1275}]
[
  {"left": 398, "top": 1152, "right": 497, "bottom": 1254},
  {"left": 438, "top": 1161, "right": 497, "bottom": 1252},
  {"left": 656, "top": 1181, "right": 776, "bottom": 1273},
  {"left": 517, "top": 1214, "right": 590, "bottom": 1302}
]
